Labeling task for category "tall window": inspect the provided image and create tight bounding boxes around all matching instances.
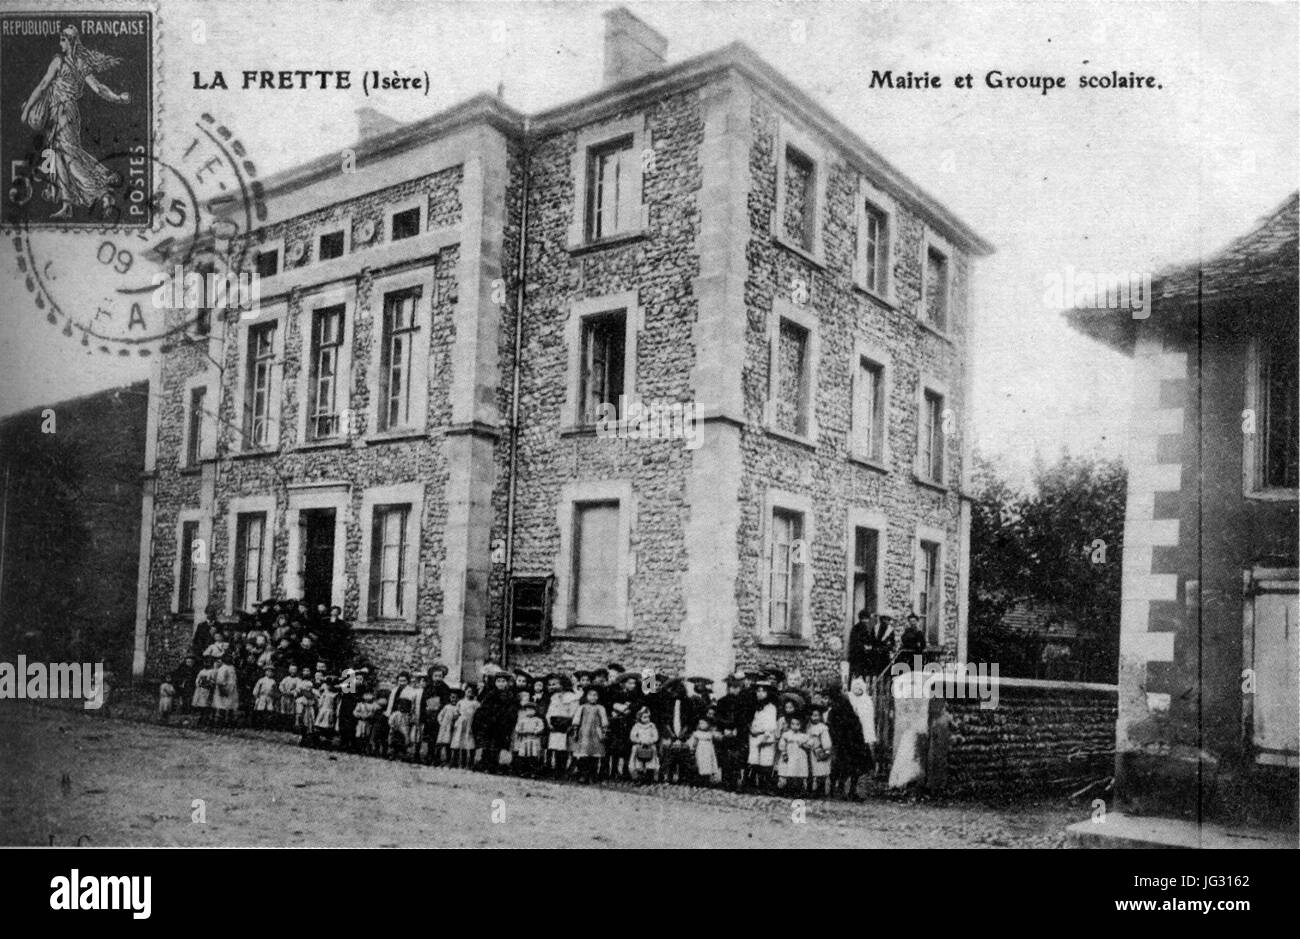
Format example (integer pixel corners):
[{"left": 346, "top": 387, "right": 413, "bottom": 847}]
[
  {"left": 571, "top": 501, "right": 620, "bottom": 627},
  {"left": 863, "top": 203, "right": 888, "bottom": 294},
  {"left": 852, "top": 526, "right": 880, "bottom": 626},
  {"left": 768, "top": 508, "right": 806, "bottom": 636},
  {"left": 854, "top": 357, "right": 885, "bottom": 461},
  {"left": 783, "top": 146, "right": 816, "bottom": 251},
  {"left": 584, "top": 136, "right": 634, "bottom": 241},
  {"left": 919, "top": 389, "right": 945, "bottom": 483},
  {"left": 923, "top": 246, "right": 949, "bottom": 329},
  {"left": 245, "top": 322, "right": 277, "bottom": 447},
  {"left": 308, "top": 305, "right": 345, "bottom": 439},
  {"left": 1259, "top": 334, "right": 1299, "bottom": 489},
  {"left": 368, "top": 505, "right": 410, "bottom": 619},
  {"left": 918, "top": 539, "right": 941, "bottom": 643},
  {"left": 580, "top": 311, "right": 626, "bottom": 423},
  {"left": 178, "top": 520, "right": 200, "bottom": 614},
  {"left": 234, "top": 513, "right": 266, "bottom": 613},
  {"left": 186, "top": 385, "right": 206, "bottom": 466},
  {"left": 379, "top": 288, "right": 421, "bottom": 431},
  {"left": 776, "top": 319, "right": 811, "bottom": 437}
]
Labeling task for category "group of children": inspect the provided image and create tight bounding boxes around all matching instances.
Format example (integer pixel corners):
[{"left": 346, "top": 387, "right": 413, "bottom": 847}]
[{"left": 159, "top": 646, "right": 884, "bottom": 798}]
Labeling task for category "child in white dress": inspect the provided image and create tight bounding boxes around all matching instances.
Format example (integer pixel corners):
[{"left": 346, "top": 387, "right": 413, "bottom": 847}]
[
  {"left": 689, "top": 716, "right": 722, "bottom": 785},
  {"left": 628, "top": 707, "right": 660, "bottom": 783},
  {"left": 252, "top": 666, "right": 277, "bottom": 729},
  {"left": 806, "top": 705, "right": 833, "bottom": 796},
  {"left": 777, "top": 716, "right": 812, "bottom": 793}
]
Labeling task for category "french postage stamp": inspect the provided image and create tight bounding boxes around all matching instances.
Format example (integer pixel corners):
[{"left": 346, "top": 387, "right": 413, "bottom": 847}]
[{"left": 0, "top": 7, "right": 154, "bottom": 228}]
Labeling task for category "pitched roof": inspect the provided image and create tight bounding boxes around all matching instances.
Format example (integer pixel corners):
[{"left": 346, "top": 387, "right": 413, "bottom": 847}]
[{"left": 1066, "top": 191, "right": 1299, "bottom": 353}]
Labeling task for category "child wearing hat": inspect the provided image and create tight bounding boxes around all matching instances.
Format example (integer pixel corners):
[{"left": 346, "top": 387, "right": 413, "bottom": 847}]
[
  {"left": 278, "top": 665, "right": 300, "bottom": 730},
  {"left": 192, "top": 656, "right": 216, "bottom": 727},
  {"left": 252, "top": 665, "right": 278, "bottom": 729},
  {"left": 806, "top": 704, "right": 833, "bottom": 796},
  {"left": 512, "top": 700, "right": 546, "bottom": 777},
  {"left": 212, "top": 653, "right": 240, "bottom": 727},
  {"left": 388, "top": 697, "right": 414, "bottom": 760},
  {"left": 627, "top": 706, "right": 660, "bottom": 783},
  {"left": 569, "top": 686, "right": 609, "bottom": 783},
  {"left": 353, "top": 691, "right": 380, "bottom": 754},
  {"left": 544, "top": 675, "right": 578, "bottom": 778}
]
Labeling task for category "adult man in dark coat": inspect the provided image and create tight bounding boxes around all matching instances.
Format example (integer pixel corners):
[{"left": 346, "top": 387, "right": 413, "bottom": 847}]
[
  {"left": 190, "top": 606, "right": 221, "bottom": 657},
  {"left": 899, "top": 613, "right": 927, "bottom": 659},
  {"left": 473, "top": 672, "right": 518, "bottom": 772},
  {"left": 653, "top": 678, "right": 701, "bottom": 782},
  {"left": 713, "top": 673, "right": 748, "bottom": 789}
]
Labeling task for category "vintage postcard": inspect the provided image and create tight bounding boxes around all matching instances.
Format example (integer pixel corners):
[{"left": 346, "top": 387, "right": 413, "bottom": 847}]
[{"left": 0, "top": 0, "right": 1295, "bottom": 914}]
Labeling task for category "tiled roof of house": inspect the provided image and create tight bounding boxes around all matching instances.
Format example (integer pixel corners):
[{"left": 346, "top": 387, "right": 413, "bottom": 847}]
[{"left": 1065, "top": 191, "right": 1298, "bottom": 352}]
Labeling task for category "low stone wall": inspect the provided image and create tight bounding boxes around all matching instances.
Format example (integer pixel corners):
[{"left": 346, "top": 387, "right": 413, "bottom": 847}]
[{"left": 944, "top": 677, "right": 1117, "bottom": 794}]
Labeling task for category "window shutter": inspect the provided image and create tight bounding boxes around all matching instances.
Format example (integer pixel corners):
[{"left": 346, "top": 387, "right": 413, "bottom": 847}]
[{"left": 367, "top": 509, "right": 383, "bottom": 619}]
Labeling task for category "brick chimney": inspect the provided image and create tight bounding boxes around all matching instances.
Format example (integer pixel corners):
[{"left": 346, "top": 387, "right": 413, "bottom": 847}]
[{"left": 602, "top": 7, "right": 667, "bottom": 87}]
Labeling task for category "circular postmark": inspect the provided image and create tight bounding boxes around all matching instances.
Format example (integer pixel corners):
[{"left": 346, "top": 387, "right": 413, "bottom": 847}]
[{"left": 9, "top": 113, "right": 265, "bottom": 355}]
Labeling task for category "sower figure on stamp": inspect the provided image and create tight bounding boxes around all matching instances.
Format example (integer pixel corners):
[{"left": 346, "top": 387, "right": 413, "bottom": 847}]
[{"left": 20, "top": 25, "right": 132, "bottom": 219}]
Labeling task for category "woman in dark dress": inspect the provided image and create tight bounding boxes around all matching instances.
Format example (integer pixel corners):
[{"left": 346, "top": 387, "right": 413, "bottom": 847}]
[{"left": 826, "top": 683, "right": 874, "bottom": 799}]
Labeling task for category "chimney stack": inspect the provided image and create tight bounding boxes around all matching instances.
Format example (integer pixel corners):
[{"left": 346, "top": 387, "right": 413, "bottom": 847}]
[{"left": 602, "top": 7, "right": 667, "bottom": 87}]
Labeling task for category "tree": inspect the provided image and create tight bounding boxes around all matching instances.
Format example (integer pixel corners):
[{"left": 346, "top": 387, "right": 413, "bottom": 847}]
[{"left": 969, "top": 451, "right": 1126, "bottom": 681}]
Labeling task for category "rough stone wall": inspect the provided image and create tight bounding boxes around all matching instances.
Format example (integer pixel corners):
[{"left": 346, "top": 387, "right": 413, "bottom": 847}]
[
  {"left": 946, "top": 682, "right": 1117, "bottom": 793},
  {"left": 145, "top": 168, "right": 465, "bottom": 685},
  {"left": 735, "top": 92, "right": 971, "bottom": 689},
  {"left": 497, "top": 89, "right": 705, "bottom": 678}
]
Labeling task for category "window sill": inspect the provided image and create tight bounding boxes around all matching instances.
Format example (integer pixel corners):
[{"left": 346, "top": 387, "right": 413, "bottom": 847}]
[
  {"left": 1244, "top": 488, "right": 1299, "bottom": 502},
  {"left": 231, "top": 446, "right": 278, "bottom": 460},
  {"left": 853, "top": 282, "right": 899, "bottom": 311},
  {"left": 913, "top": 473, "right": 950, "bottom": 494},
  {"left": 295, "top": 437, "right": 353, "bottom": 452},
  {"left": 757, "top": 634, "right": 810, "bottom": 649},
  {"left": 354, "top": 619, "right": 419, "bottom": 635},
  {"left": 848, "top": 452, "right": 890, "bottom": 474},
  {"left": 772, "top": 232, "right": 826, "bottom": 270},
  {"left": 363, "top": 429, "right": 427, "bottom": 446},
  {"left": 178, "top": 465, "right": 203, "bottom": 476},
  {"left": 567, "top": 229, "right": 648, "bottom": 255},
  {"left": 765, "top": 424, "right": 818, "bottom": 451},
  {"left": 917, "top": 317, "right": 954, "bottom": 343},
  {"left": 553, "top": 627, "right": 632, "bottom": 643},
  {"left": 559, "top": 424, "right": 600, "bottom": 439}
]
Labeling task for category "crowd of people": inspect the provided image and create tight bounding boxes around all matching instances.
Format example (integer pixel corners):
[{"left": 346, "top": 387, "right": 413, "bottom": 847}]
[{"left": 156, "top": 600, "right": 932, "bottom": 799}]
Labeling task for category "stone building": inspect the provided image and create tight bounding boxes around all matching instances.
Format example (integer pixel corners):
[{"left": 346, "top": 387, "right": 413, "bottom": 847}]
[
  {"left": 137, "top": 8, "right": 992, "bottom": 688},
  {"left": 1067, "top": 192, "right": 1298, "bottom": 828}
]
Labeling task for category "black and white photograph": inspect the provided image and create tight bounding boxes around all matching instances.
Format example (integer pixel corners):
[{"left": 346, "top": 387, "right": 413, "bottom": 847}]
[{"left": 0, "top": 0, "right": 1295, "bottom": 911}]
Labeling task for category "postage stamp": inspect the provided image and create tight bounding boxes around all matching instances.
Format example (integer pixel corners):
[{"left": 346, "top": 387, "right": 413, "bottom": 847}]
[{"left": 0, "top": 7, "right": 154, "bottom": 228}]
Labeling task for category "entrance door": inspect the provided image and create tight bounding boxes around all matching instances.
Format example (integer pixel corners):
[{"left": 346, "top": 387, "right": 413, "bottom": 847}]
[
  {"left": 299, "top": 509, "right": 336, "bottom": 610},
  {"left": 1248, "top": 569, "right": 1299, "bottom": 765}
]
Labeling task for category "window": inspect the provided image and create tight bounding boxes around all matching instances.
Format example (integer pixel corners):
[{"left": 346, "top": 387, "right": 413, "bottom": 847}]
[
  {"left": 1258, "top": 334, "right": 1299, "bottom": 490},
  {"left": 852, "top": 526, "right": 880, "bottom": 625},
  {"left": 775, "top": 318, "right": 811, "bottom": 437},
  {"left": 368, "top": 504, "right": 410, "bottom": 619},
  {"left": 768, "top": 508, "right": 806, "bottom": 636},
  {"left": 307, "top": 305, "right": 345, "bottom": 439},
  {"left": 318, "top": 229, "right": 345, "bottom": 261},
  {"left": 244, "top": 322, "right": 277, "bottom": 447},
  {"left": 919, "top": 389, "right": 945, "bottom": 483},
  {"left": 783, "top": 146, "right": 817, "bottom": 251},
  {"left": 570, "top": 501, "right": 620, "bottom": 628},
  {"left": 508, "top": 576, "right": 554, "bottom": 646},
  {"left": 923, "top": 245, "right": 949, "bottom": 330},
  {"left": 379, "top": 288, "right": 421, "bottom": 431},
  {"left": 580, "top": 311, "right": 626, "bottom": 423},
  {"left": 584, "top": 135, "right": 635, "bottom": 241},
  {"left": 178, "top": 520, "right": 200, "bottom": 614},
  {"left": 234, "top": 513, "right": 266, "bottom": 613},
  {"left": 863, "top": 204, "right": 888, "bottom": 295},
  {"left": 390, "top": 206, "right": 420, "bottom": 241},
  {"left": 254, "top": 248, "right": 279, "bottom": 278},
  {"left": 917, "top": 539, "right": 941, "bottom": 644},
  {"left": 186, "top": 385, "right": 206, "bottom": 466},
  {"left": 853, "top": 357, "right": 886, "bottom": 461}
]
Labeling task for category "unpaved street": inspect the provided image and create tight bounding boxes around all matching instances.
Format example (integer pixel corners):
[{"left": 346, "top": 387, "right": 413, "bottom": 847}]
[{"left": 1, "top": 704, "right": 1083, "bottom": 848}]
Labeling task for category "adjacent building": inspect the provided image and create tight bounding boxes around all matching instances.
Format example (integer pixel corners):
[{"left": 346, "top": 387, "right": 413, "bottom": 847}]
[
  {"left": 1068, "top": 192, "right": 1299, "bottom": 826},
  {"left": 138, "top": 8, "right": 992, "bottom": 689}
]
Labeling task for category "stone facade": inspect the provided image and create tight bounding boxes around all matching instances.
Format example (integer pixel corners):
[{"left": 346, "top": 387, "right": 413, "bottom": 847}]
[{"left": 138, "top": 34, "right": 991, "bottom": 692}]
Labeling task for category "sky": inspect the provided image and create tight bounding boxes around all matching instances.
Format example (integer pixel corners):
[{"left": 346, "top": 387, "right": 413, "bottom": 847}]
[{"left": 1, "top": 0, "right": 1296, "bottom": 485}]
